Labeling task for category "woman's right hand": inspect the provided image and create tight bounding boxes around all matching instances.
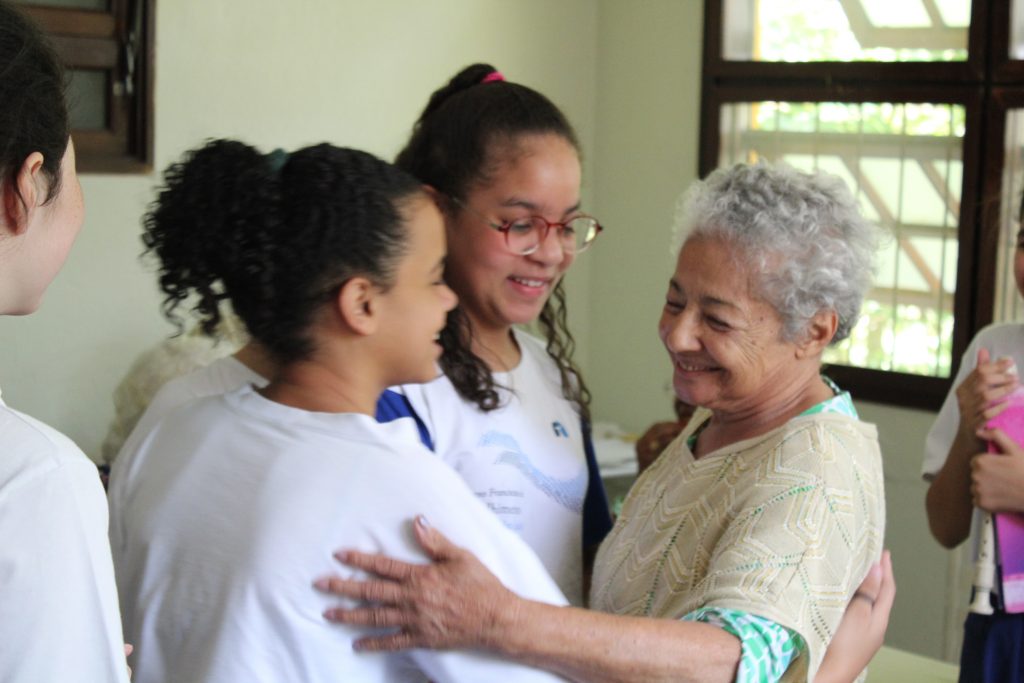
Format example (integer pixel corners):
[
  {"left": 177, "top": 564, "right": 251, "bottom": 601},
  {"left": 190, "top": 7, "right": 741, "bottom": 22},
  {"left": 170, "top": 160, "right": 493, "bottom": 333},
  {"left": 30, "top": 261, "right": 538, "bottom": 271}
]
[
  {"left": 315, "top": 515, "right": 517, "bottom": 653},
  {"left": 956, "top": 348, "right": 1018, "bottom": 438}
]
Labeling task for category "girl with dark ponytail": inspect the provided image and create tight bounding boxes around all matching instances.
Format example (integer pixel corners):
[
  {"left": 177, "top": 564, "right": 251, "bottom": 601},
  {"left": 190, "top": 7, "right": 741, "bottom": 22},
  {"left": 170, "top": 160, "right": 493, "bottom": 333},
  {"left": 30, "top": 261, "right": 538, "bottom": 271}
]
[
  {"left": 109, "top": 139, "right": 570, "bottom": 683},
  {"left": 0, "top": 3, "right": 131, "bottom": 680},
  {"left": 390, "top": 63, "right": 610, "bottom": 606}
]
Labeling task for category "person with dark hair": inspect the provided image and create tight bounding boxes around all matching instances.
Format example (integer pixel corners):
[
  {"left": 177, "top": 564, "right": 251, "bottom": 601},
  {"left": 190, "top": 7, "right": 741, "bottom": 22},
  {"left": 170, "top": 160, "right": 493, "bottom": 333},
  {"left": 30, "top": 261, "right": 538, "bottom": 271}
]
[
  {"left": 383, "top": 63, "right": 611, "bottom": 606},
  {"left": 321, "top": 161, "right": 891, "bottom": 683},
  {"left": 109, "top": 139, "right": 572, "bottom": 683},
  {"left": 0, "top": 2, "right": 130, "bottom": 681}
]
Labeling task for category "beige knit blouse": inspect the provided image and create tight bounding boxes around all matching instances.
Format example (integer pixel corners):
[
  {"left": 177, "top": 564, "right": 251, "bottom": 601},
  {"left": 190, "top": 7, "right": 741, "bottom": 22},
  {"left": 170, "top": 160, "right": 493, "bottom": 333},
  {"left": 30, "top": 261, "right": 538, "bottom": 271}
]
[{"left": 590, "top": 409, "right": 885, "bottom": 681}]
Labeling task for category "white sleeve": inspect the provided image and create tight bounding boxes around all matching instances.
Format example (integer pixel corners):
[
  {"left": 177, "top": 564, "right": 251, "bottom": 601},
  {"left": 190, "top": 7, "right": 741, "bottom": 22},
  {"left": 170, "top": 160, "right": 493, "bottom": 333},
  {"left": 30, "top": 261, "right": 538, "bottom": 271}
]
[
  {"left": 0, "top": 460, "right": 129, "bottom": 683},
  {"left": 922, "top": 332, "right": 984, "bottom": 480}
]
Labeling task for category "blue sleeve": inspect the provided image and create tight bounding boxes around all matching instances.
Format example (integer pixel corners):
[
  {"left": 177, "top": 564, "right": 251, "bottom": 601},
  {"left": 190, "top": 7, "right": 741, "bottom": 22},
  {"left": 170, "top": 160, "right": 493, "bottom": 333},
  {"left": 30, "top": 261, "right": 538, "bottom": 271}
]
[
  {"left": 375, "top": 389, "right": 434, "bottom": 451},
  {"left": 581, "top": 419, "right": 613, "bottom": 548}
]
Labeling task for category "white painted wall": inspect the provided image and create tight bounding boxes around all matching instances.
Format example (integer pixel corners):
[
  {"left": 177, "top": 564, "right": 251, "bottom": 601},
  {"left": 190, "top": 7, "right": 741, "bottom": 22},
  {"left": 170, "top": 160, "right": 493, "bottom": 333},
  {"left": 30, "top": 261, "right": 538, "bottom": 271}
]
[
  {"left": 0, "top": 0, "right": 968, "bottom": 664},
  {"left": 0, "top": 0, "right": 598, "bottom": 460}
]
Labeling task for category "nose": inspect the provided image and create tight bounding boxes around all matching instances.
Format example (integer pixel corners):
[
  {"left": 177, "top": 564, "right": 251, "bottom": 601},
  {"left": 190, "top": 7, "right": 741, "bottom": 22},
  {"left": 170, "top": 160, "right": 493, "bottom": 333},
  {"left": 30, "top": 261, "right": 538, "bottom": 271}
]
[
  {"left": 440, "top": 282, "right": 458, "bottom": 312},
  {"left": 529, "top": 225, "right": 569, "bottom": 266},
  {"left": 659, "top": 308, "right": 701, "bottom": 354}
]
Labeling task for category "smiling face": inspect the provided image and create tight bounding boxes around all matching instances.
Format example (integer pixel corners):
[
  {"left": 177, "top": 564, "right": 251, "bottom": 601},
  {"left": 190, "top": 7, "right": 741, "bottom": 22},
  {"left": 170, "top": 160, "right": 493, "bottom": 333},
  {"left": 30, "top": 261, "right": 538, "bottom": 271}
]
[
  {"left": 442, "top": 133, "right": 581, "bottom": 337},
  {"left": 375, "top": 195, "right": 458, "bottom": 386},
  {"left": 658, "top": 236, "right": 804, "bottom": 416}
]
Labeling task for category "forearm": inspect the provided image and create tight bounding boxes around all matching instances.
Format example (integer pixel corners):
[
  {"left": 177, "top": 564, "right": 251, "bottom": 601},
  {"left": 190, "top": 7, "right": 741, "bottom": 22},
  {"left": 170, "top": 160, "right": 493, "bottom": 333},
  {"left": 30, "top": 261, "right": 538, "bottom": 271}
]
[
  {"left": 925, "top": 431, "right": 977, "bottom": 548},
  {"left": 489, "top": 597, "right": 740, "bottom": 683}
]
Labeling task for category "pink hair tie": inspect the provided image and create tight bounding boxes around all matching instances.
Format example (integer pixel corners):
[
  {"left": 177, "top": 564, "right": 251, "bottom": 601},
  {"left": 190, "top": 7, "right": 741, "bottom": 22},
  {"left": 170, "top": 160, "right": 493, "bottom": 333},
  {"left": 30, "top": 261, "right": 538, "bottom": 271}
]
[{"left": 482, "top": 71, "right": 505, "bottom": 83}]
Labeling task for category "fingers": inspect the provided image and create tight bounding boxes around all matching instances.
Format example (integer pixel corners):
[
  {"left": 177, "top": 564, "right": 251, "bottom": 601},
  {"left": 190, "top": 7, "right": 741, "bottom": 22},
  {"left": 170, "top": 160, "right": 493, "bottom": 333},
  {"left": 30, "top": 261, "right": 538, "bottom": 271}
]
[
  {"left": 353, "top": 631, "right": 419, "bottom": 653},
  {"left": 313, "top": 576, "right": 403, "bottom": 604},
  {"left": 854, "top": 560, "right": 883, "bottom": 604},
  {"left": 874, "top": 550, "right": 896, "bottom": 620},
  {"left": 333, "top": 549, "right": 419, "bottom": 580},
  {"left": 977, "top": 348, "right": 991, "bottom": 366},
  {"left": 323, "top": 605, "right": 408, "bottom": 629},
  {"left": 412, "top": 515, "right": 463, "bottom": 562},
  {"left": 976, "top": 428, "right": 1018, "bottom": 455},
  {"left": 124, "top": 643, "right": 133, "bottom": 658}
]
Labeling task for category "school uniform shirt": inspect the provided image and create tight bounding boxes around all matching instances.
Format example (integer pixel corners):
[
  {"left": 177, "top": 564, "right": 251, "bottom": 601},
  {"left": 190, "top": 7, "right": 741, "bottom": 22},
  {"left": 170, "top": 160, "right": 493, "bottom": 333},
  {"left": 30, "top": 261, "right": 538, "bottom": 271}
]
[
  {"left": 108, "top": 356, "right": 431, "bottom": 538},
  {"left": 400, "top": 330, "right": 611, "bottom": 606},
  {"left": 111, "top": 386, "right": 569, "bottom": 683},
  {"left": 923, "top": 322, "right": 1024, "bottom": 560},
  {"left": 0, "top": 386, "right": 128, "bottom": 683}
]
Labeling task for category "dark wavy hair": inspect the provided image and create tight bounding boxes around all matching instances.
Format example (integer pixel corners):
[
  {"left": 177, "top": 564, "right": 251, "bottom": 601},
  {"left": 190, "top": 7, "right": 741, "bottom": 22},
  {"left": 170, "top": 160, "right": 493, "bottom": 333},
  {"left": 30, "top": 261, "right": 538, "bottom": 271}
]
[
  {"left": 396, "top": 63, "right": 590, "bottom": 421},
  {"left": 142, "top": 139, "right": 421, "bottom": 364},
  {"left": 0, "top": 1, "right": 69, "bottom": 204}
]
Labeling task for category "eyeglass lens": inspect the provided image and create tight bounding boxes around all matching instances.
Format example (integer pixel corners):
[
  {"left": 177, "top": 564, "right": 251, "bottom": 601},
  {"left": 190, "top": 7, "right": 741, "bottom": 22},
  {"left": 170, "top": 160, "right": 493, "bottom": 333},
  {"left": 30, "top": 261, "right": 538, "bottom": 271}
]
[{"left": 507, "top": 217, "right": 600, "bottom": 255}]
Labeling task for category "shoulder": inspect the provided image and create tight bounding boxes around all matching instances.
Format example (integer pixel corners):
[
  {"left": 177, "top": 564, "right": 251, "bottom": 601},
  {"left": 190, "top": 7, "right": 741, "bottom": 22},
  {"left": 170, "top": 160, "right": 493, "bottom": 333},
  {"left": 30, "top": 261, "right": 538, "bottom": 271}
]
[
  {"left": 746, "top": 413, "right": 882, "bottom": 481},
  {"left": 156, "top": 356, "right": 262, "bottom": 406},
  {"left": 968, "top": 323, "right": 1024, "bottom": 357},
  {"left": 0, "top": 406, "right": 105, "bottom": 506},
  {"left": 0, "top": 406, "right": 89, "bottom": 482}
]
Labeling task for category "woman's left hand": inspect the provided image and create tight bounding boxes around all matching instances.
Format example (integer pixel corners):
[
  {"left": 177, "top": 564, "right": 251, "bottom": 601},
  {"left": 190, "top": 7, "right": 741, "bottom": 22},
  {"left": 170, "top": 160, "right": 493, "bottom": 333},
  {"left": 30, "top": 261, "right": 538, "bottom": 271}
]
[{"left": 315, "top": 515, "right": 518, "bottom": 652}]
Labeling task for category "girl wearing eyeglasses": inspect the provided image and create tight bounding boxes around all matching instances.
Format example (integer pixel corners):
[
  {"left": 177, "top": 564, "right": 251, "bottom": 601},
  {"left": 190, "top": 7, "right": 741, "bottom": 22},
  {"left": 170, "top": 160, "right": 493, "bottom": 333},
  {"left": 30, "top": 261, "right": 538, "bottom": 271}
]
[{"left": 384, "top": 64, "right": 611, "bottom": 607}]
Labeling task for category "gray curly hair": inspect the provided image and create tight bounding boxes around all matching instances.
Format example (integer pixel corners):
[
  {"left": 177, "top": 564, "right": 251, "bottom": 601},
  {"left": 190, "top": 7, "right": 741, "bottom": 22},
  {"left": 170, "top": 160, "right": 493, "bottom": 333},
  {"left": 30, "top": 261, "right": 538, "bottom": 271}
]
[{"left": 675, "top": 161, "right": 881, "bottom": 345}]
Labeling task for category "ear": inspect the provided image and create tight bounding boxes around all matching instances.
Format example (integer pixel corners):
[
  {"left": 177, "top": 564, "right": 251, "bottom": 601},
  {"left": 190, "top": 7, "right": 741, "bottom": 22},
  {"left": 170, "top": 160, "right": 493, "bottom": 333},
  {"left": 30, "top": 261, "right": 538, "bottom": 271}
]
[
  {"left": 422, "top": 184, "right": 443, "bottom": 206},
  {"left": 336, "top": 276, "right": 380, "bottom": 336},
  {"left": 422, "top": 184, "right": 457, "bottom": 218},
  {"left": 2, "top": 152, "right": 46, "bottom": 235},
  {"left": 795, "top": 308, "right": 839, "bottom": 359}
]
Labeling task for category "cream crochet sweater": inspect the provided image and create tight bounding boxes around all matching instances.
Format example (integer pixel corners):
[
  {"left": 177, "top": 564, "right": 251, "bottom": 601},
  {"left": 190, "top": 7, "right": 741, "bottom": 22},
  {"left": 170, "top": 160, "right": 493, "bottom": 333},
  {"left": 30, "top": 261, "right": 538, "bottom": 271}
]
[{"left": 591, "top": 409, "right": 885, "bottom": 681}]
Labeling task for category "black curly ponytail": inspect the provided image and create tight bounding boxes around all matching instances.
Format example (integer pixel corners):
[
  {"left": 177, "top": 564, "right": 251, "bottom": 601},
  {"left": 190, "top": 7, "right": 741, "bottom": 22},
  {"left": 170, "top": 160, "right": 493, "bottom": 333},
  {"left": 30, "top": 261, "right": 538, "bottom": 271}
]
[
  {"left": 142, "top": 140, "right": 275, "bottom": 338},
  {"left": 396, "top": 63, "right": 591, "bottom": 421},
  {"left": 143, "top": 139, "right": 421, "bottom": 364}
]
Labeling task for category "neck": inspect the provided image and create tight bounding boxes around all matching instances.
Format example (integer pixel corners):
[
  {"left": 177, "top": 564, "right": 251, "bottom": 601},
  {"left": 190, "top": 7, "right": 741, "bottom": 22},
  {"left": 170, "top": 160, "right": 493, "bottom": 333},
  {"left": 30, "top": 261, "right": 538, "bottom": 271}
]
[
  {"left": 259, "top": 355, "right": 379, "bottom": 416},
  {"left": 233, "top": 341, "right": 278, "bottom": 381},
  {"left": 465, "top": 315, "right": 521, "bottom": 372},
  {"left": 697, "top": 363, "right": 832, "bottom": 456}
]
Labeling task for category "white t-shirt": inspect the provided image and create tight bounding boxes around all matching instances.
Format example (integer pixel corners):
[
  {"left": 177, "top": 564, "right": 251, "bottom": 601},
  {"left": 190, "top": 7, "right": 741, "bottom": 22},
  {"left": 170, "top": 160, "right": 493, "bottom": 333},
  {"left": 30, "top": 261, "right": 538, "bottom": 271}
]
[
  {"left": 923, "top": 322, "right": 1024, "bottom": 556},
  {"left": 923, "top": 322, "right": 1024, "bottom": 478},
  {"left": 0, "top": 387, "right": 128, "bottom": 683},
  {"left": 111, "top": 386, "right": 568, "bottom": 683},
  {"left": 100, "top": 325, "right": 245, "bottom": 463},
  {"left": 108, "top": 355, "right": 266, "bottom": 516},
  {"left": 401, "top": 330, "right": 591, "bottom": 605}
]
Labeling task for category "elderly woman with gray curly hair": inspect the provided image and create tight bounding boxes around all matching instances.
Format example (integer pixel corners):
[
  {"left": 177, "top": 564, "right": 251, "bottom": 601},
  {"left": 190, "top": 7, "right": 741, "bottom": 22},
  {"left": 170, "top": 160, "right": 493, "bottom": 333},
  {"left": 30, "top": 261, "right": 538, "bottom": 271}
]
[{"left": 318, "top": 161, "right": 888, "bottom": 683}]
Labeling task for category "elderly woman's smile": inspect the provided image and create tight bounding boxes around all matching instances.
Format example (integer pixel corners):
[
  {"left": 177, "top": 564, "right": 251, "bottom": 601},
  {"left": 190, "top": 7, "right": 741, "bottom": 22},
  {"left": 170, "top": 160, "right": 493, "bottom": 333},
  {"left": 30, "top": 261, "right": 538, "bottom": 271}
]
[{"left": 658, "top": 236, "right": 804, "bottom": 417}]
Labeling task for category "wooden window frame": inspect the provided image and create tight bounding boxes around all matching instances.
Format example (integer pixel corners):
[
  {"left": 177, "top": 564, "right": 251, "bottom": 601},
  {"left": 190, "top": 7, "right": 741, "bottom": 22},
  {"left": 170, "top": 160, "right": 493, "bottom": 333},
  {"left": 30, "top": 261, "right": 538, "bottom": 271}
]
[
  {"left": 18, "top": 0, "right": 154, "bottom": 173},
  {"left": 700, "top": 0, "right": 1015, "bottom": 411}
]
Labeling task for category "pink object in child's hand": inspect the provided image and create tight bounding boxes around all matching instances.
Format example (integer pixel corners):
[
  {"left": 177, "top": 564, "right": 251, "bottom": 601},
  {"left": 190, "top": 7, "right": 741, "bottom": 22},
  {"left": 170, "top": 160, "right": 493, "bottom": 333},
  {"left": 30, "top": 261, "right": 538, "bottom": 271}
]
[{"left": 985, "top": 387, "right": 1024, "bottom": 613}]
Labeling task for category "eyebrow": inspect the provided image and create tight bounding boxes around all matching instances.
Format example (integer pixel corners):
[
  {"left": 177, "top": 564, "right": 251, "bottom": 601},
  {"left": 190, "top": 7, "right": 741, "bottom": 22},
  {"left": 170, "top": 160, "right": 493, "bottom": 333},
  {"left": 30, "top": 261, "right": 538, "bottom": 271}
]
[
  {"left": 667, "top": 279, "right": 740, "bottom": 310},
  {"left": 500, "top": 198, "right": 582, "bottom": 217}
]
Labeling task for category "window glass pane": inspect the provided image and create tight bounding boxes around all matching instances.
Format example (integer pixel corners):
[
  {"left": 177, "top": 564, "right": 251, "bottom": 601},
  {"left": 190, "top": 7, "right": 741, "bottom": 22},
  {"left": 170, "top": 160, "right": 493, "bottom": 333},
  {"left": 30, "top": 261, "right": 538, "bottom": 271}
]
[
  {"left": 718, "top": 101, "right": 964, "bottom": 377},
  {"left": 1013, "top": 0, "right": 1024, "bottom": 59},
  {"left": 12, "top": 0, "right": 109, "bottom": 9},
  {"left": 723, "top": 0, "right": 970, "bottom": 63},
  {"left": 66, "top": 69, "right": 108, "bottom": 130},
  {"left": 995, "top": 108, "right": 1024, "bottom": 322}
]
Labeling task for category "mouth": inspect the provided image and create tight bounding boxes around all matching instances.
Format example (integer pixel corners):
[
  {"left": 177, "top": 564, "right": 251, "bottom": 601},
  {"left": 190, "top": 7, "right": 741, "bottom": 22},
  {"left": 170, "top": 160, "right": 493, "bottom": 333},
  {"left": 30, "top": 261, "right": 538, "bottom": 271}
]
[
  {"left": 509, "top": 275, "right": 551, "bottom": 289},
  {"left": 673, "top": 359, "right": 717, "bottom": 373}
]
